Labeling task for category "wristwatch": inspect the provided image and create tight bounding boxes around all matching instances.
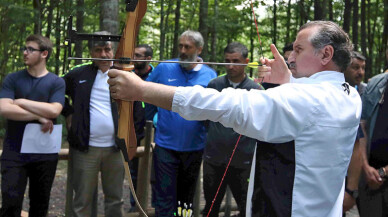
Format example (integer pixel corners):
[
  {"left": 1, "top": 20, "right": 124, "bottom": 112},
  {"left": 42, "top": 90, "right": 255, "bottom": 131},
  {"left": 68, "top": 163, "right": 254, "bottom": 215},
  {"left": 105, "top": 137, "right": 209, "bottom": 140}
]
[
  {"left": 378, "top": 167, "right": 387, "bottom": 178},
  {"left": 345, "top": 188, "right": 359, "bottom": 199}
]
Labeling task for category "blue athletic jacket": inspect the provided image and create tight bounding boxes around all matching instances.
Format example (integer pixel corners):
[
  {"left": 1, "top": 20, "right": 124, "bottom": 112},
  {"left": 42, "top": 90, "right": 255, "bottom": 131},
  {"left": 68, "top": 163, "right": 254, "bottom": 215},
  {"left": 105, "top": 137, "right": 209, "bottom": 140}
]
[{"left": 146, "top": 59, "right": 217, "bottom": 151}]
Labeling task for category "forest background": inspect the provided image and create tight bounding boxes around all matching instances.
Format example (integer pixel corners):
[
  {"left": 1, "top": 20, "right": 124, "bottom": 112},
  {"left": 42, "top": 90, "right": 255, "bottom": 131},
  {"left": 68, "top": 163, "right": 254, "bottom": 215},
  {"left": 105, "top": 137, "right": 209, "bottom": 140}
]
[{"left": 0, "top": 0, "right": 387, "bottom": 136}]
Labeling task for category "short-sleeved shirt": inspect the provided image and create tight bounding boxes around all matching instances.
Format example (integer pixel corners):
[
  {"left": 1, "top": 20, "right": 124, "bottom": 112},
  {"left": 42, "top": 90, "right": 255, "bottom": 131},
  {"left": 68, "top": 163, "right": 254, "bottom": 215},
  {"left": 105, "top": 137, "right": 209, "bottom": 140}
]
[{"left": 0, "top": 69, "right": 65, "bottom": 162}]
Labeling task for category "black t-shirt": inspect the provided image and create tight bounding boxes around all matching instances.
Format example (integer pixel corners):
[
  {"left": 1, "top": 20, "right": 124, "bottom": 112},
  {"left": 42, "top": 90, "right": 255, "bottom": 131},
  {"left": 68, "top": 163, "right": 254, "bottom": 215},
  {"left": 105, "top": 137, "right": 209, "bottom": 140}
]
[{"left": 0, "top": 69, "right": 65, "bottom": 162}]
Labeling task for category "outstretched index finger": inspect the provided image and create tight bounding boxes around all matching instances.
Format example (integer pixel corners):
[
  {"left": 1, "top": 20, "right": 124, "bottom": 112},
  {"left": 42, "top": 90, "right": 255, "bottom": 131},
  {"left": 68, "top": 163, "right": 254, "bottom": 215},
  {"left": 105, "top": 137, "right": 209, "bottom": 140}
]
[{"left": 270, "top": 44, "right": 283, "bottom": 60}]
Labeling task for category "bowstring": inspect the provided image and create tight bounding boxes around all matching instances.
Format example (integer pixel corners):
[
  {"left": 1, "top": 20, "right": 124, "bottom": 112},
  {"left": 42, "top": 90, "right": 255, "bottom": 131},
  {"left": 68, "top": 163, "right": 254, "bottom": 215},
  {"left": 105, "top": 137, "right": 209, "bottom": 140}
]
[
  {"left": 206, "top": 135, "right": 242, "bottom": 217},
  {"left": 250, "top": 0, "right": 264, "bottom": 59}
]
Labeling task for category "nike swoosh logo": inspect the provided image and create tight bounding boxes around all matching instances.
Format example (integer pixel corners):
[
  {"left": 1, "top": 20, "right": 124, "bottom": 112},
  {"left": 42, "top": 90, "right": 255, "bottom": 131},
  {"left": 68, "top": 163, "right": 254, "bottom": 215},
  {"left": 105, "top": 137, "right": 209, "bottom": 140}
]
[
  {"left": 168, "top": 79, "right": 177, "bottom": 82},
  {"left": 79, "top": 80, "right": 87, "bottom": 83}
]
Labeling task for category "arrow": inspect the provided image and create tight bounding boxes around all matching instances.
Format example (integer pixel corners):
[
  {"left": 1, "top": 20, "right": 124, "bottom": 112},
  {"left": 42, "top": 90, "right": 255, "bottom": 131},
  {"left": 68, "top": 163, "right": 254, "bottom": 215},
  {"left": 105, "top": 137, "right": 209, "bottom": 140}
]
[{"left": 67, "top": 57, "right": 263, "bottom": 69}]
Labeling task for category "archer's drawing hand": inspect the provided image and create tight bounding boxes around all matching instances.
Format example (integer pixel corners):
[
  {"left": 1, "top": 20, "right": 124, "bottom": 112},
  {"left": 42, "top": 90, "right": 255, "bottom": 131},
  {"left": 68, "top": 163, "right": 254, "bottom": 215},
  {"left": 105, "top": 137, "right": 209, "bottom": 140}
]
[
  {"left": 107, "top": 69, "right": 144, "bottom": 101},
  {"left": 258, "top": 44, "right": 291, "bottom": 84}
]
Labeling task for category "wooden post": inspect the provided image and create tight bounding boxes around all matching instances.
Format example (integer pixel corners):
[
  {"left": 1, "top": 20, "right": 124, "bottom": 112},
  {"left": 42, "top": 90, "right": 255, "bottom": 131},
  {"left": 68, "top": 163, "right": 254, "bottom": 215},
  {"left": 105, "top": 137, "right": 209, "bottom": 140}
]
[
  {"left": 136, "top": 121, "right": 153, "bottom": 217},
  {"left": 193, "top": 163, "right": 202, "bottom": 217}
]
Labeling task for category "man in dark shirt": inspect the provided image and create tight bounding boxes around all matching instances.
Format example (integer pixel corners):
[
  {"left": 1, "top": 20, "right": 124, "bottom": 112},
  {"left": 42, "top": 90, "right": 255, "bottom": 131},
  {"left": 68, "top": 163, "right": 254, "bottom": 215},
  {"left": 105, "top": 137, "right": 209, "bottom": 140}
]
[
  {"left": 343, "top": 51, "right": 367, "bottom": 215},
  {"left": 202, "top": 42, "right": 262, "bottom": 217},
  {"left": 358, "top": 54, "right": 388, "bottom": 216},
  {"left": 0, "top": 34, "right": 65, "bottom": 217},
  {"left": 129, "top": 44, "right": 154, "bottom": 212}
]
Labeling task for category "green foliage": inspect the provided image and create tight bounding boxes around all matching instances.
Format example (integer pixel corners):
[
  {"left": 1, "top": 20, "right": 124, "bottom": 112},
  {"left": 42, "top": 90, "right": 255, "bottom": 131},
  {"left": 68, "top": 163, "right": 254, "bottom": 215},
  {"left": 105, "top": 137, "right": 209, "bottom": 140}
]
[{"left": 0, "top": 0, "right": 387, "bottom": 82}]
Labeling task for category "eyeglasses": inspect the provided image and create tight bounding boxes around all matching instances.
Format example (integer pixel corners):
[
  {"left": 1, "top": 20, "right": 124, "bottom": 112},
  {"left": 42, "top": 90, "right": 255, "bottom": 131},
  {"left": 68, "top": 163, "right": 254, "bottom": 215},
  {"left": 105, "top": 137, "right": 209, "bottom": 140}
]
[{"left": 20, "top": 46, "right": 44, "bottom": 53}]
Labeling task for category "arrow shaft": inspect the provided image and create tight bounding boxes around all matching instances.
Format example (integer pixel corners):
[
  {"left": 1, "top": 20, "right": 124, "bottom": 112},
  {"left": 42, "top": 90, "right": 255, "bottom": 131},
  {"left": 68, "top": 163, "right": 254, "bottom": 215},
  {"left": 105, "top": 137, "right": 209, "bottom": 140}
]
[{"left": 67, "top": 57, "right": 262, "bottom": 67}]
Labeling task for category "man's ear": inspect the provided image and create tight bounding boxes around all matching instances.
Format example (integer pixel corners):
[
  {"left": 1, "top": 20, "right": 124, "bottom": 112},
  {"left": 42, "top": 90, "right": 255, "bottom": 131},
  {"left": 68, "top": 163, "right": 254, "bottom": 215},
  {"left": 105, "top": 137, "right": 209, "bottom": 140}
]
[
  {"left": 245, "top": 58, "right": 250, "bottom": 64},
  {"left": 41, "top": 50, "right": 49, "bottom": 60},
  {"left": 146, "top": 56, "right": 152, "bottom": 60},
  {"left": 320, "top": 45, "right": 334, "bottom": 66},
  {"left": 197, "top": 46, "right": 203, "bottom": 55}
]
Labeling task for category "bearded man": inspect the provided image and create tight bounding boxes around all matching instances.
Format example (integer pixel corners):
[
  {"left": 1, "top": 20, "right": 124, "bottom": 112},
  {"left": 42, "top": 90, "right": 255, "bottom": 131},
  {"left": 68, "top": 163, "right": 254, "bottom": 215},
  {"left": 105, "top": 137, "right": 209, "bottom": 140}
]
[{"left": 145, "top": 30, "right": 216, "bottom": 216}]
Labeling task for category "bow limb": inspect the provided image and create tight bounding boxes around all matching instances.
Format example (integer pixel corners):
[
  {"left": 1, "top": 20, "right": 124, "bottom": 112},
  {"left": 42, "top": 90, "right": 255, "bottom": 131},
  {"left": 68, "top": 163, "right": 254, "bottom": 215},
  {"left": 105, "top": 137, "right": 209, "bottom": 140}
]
[{"left": 114, "top": 0, "right": 148, "bottom": 216}]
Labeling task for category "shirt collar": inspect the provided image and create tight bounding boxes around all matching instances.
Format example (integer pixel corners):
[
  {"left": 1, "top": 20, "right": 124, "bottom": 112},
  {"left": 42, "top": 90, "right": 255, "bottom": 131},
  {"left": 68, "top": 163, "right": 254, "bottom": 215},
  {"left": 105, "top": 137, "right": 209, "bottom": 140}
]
[{"left": 291, "top": 71, "right": 345, "bottom": 84}]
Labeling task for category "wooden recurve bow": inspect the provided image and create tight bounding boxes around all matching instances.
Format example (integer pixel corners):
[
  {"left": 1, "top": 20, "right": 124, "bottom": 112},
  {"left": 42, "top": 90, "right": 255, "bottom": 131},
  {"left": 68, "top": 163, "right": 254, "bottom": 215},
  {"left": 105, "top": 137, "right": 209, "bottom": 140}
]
[{"left": 114, "top": 0, "right": 148, "bottom": 216}]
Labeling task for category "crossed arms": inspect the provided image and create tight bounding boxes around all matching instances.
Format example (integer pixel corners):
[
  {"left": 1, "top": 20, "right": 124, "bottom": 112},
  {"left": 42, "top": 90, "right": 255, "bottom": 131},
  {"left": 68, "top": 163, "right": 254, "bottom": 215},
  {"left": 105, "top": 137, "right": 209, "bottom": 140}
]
[{"left": 0, "top": 98, "right": 63, "bottom": 133}]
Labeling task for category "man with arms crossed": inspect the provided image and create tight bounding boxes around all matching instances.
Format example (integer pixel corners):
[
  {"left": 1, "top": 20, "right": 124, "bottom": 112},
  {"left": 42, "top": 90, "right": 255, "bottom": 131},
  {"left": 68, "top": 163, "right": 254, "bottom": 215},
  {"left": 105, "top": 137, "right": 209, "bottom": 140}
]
[{"left": 0, "top": 34, "right": 65, "bottom": 217}]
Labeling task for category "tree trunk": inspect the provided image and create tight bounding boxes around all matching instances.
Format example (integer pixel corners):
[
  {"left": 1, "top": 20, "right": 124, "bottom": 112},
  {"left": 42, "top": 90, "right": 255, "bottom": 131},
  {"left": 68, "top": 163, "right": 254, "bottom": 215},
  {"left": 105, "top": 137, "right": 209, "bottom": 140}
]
[
  {"left": 100, "top": 0, "right": 119, "bottom": 34},
  {"left": 33, "top": 0, "right": 42, "bottom": 34},
  {"left": 314, "top": 0, "right": 324, "bottom": 20},
  {"left": 383, "top": 0, "right": 388, "bottom": 69},
  {"left": 199, "top": 0, "right": 209, "bottom": 60},
  {"left": 343, "top": 0, "right": 352, "bottom": 33},
  {"left": 285, "top": 0, "right": 291, "bottom": 44},
  {"left": 298, "top": 0, "right": 307, "bottom": 26},
  {"left": 250, "top": 6, "right": 254, "bottom": 77},
  {"left": 210, "top": 0, "right": 218, "bottom": 63},
  {"left": 172, "top": 0, "right": 181, "bottom": 59},
  {"left": 352, "top": 0, "right": 359, "bottom": 50},
  {"left": 75, "top": 0, "right": 84, "bottom": 66},
  {"left": 159, "top": 0, "right": 165, "bottom": 60},
  {"left": 328, "top": 0, "right": 333, "bottom": 21},
  {"left": 273, "top": 0, "right": 277, "bottom": 45},
  {"left": 54, "top": 0, "right": 62, "bottom": 75},
  {"left": 164, "top": 0, "right": 173, "bottom": 59},
  {"left": 46, "top": 0, "right": 55, "bottom": 38},
  {"left": 360, "top": 0, "right": 366, "bottom": 55}
]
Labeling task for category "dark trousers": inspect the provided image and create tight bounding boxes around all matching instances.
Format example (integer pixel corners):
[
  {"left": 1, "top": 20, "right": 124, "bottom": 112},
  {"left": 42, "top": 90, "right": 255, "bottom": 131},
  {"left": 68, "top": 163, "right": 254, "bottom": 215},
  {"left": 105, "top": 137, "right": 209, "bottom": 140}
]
[
  {"left": 0, "top": 159, "right": 58, "bottom": 217},
  {"left": 202, "top": 161, "right": 250, "bottom": 217},
  {"left": 153, "top": 145, "right": 203, "bottom": 216},
  {"left": 358, "top": 172, "right": 388, "bottom": 217}
]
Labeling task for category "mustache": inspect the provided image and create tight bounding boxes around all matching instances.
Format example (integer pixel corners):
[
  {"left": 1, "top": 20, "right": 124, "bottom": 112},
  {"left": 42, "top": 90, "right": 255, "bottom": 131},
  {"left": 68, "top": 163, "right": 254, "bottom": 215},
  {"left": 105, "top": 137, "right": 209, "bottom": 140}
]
[{"left": 179, "top": 54, "right": 188, "bottom": 60}]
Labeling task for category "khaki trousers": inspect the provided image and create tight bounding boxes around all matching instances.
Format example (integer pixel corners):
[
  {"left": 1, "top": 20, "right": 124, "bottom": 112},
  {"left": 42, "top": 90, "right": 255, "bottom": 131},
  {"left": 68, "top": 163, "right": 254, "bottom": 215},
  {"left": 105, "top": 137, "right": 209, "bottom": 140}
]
[{"left": 71, "top": 146, "right": 124, "bottom": 217}]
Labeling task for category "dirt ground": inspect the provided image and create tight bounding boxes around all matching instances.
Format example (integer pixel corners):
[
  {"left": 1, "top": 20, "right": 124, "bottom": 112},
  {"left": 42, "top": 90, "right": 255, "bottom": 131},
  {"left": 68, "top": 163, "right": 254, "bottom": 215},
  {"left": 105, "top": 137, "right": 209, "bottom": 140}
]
[
  {"left": 0, "top": 160, "right": 134, "bottom": 217},
  {"left": 0, "top": 139, "right": 238, "bottom": 216}
]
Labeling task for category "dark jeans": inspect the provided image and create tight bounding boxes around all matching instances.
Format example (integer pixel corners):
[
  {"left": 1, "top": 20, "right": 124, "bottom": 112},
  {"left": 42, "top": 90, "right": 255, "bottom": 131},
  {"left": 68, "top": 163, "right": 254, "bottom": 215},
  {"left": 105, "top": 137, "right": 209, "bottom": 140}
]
[
  {"left": 358, "top": 172, "right": 388, "bottom": 217},
  {"left": 153, "top": 145, "right": 203, "bottom": 216},
  {"left": 0, "top": 159, "right": 58, "bottom": 217},
  {"left": 202, "top": 161, "right": 250, "bottom": 217}
]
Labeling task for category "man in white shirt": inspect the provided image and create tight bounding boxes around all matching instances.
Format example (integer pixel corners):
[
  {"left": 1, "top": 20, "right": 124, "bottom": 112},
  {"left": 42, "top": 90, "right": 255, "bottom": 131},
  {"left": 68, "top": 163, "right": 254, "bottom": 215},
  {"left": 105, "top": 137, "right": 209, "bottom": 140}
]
[
  {"left": 63, "top": 31, "right": 124, "bottom": 217},
  {"left": 107, "top": 21, "right": 361, "bottom": 217}
]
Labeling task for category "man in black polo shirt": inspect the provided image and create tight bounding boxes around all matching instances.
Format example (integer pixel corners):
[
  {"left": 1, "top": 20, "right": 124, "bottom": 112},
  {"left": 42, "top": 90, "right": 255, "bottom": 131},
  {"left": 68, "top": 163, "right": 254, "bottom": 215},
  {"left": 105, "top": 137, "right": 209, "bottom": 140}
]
[{"left": 202, "top": 42, "right": 263, "bottom": 217}]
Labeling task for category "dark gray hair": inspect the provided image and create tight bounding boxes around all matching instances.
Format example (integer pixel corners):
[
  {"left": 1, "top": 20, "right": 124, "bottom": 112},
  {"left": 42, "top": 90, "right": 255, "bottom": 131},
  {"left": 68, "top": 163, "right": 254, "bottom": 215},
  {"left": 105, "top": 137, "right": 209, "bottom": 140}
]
[
  {"left": 179, "top": 30, "right": 204, "bottom": 48},
  {"left": 299, "top": 21, "right": 353, "bottom": 72},
  {"left": 224, "top": 42, "right": 248, "bottom": 58},
  {"left": 351, "top": 51, "right": 366, "bottom": 61},
  {"left": 88, "top": 31, "right": 112, "bottom": 50},
  {"left": 136, "top": 44, "right": 153, "bottom": 57}
]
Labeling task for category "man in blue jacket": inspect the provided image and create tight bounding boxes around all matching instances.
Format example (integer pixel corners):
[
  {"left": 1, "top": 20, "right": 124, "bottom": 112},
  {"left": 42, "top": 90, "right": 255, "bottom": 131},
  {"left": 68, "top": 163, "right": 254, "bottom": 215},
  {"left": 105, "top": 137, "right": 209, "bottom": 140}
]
[{"left": 146, "top": 30, "right": 216, "bottom": 216}]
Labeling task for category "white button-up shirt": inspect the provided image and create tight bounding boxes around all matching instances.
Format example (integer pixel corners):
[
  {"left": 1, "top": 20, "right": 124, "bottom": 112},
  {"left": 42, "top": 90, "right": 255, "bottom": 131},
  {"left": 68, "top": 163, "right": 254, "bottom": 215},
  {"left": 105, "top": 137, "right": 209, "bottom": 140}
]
[{"left": 172, "top": 71, "right": 361, "bottom": 217}]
